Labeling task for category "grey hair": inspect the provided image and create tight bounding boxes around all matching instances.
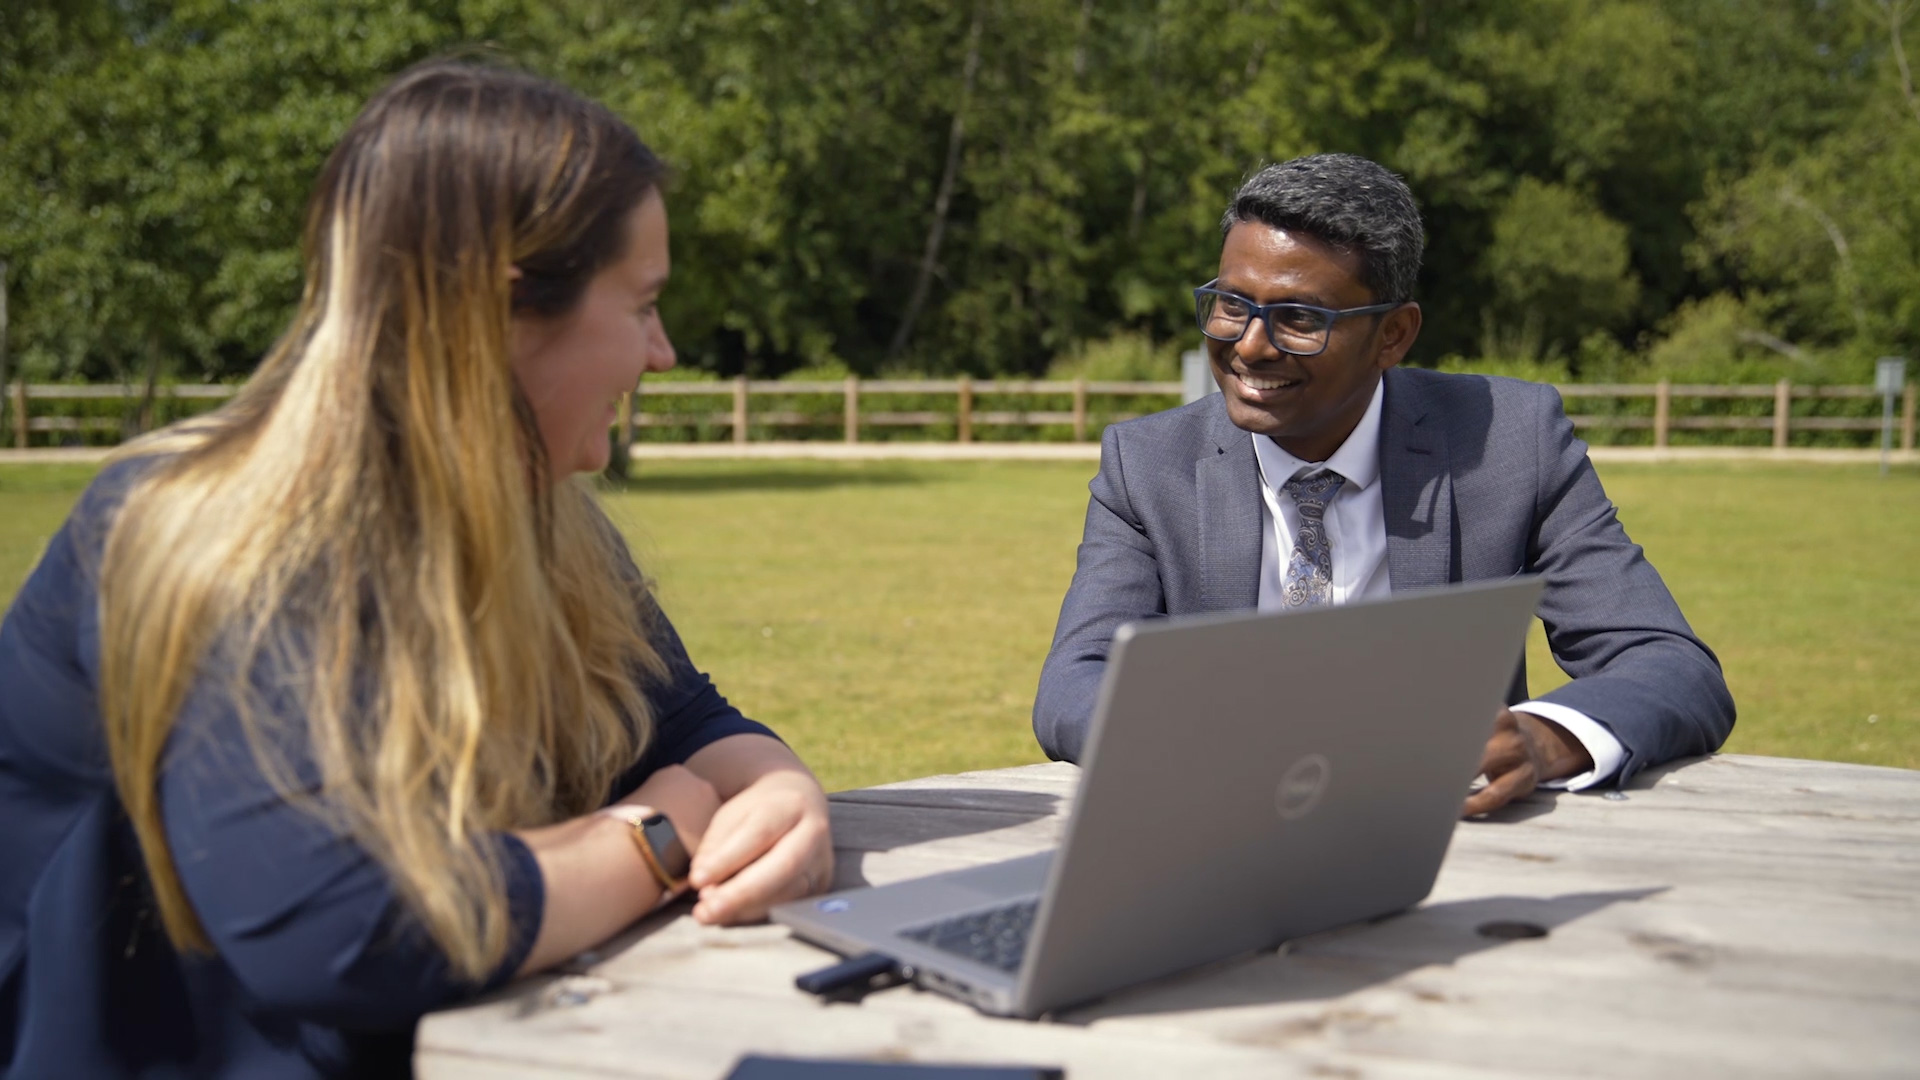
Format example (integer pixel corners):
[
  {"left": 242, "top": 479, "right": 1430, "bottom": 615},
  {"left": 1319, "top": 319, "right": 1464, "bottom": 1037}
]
[{"left": 1220, "top": 153, "right": 1425, "bottom": 304}]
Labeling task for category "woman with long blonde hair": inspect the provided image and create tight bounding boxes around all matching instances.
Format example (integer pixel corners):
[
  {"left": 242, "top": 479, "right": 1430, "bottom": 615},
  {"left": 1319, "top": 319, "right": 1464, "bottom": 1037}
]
[{"left": 0, "top": 61, "right": 832, "bottom": 1077}]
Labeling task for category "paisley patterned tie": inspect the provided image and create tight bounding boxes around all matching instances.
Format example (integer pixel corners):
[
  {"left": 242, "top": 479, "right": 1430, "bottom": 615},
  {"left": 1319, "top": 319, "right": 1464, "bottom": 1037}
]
[{"left": 1281, "top": 471, "right": 1345, "bottom": 608}]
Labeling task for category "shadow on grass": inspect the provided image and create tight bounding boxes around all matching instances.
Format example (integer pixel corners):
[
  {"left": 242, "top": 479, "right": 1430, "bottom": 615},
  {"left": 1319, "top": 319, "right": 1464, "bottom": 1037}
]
[
  {"left": 601, "top": 464, "right": 932, "bottom": 495},
  {"left": 0, "top": 463, "right": 102, "bottom": 495}
]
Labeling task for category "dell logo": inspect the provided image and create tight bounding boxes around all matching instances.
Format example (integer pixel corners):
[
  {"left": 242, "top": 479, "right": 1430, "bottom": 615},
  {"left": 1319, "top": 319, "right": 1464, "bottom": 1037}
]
[{"left": 1275, "top": 754, "right": 1332, "bottom": 820}]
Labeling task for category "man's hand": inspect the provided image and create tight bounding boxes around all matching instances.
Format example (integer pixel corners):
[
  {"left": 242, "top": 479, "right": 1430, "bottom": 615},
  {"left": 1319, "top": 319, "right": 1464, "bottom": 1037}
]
[
  {"left": 686, "top": 769, "right": 832, "bottom": 925},
  {"left": 1463, "top": 708, "right": 1594, "bottom": 817}
]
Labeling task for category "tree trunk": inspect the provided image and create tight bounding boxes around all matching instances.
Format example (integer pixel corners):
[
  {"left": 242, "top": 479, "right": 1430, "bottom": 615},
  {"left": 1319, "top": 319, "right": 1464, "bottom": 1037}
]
[
  {"left": 1131, "top": 11, "right": 1167, "bottom": 242},
  {"left": 133, "top": 334, "right": 163, "bottom": 437},
  {"left": 1129, "top": 154, "right": 1150, "bottom": 240},
  {"left": 1073, "top": 0, "right": 1093, "bottom": 80},
  {"left": 1882, "top": 0, "right": 1920, "bottom": 126},
  {"left": 0, "top": 260, "right": 9, "bottom": 446},
  {"left": 887, "top": 10, "right": 984, "bottom": 364},
  {"left": 1777, "top": 184, "right": 1869, "bottom": 339}
]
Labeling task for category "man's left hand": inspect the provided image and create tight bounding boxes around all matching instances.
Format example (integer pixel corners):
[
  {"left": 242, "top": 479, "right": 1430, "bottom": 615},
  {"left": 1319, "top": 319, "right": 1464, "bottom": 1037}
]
[{"left": 1463, "top": 708, "right": 1594, "bottom": 817}]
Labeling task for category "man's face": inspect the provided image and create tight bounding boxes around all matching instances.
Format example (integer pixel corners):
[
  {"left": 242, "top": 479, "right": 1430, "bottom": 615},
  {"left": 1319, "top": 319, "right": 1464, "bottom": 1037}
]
[{"left": 1206, "top": 223, "right": 1421, "bottom": 462}]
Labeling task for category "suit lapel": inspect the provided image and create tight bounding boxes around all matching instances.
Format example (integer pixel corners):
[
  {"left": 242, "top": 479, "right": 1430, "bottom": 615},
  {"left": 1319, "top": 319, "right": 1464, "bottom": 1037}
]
[
  {"left": 1196, "top": 400, "right": 1263, "bottom": 612},
  {"left": 1380, "top": 369, "right": 1455, "bottom": 592}
]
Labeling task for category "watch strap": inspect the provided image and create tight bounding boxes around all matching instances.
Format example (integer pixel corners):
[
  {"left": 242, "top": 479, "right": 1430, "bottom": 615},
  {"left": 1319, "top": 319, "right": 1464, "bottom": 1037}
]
[
  {"left": 600, "top": 806, "right": 689, "bottom": 894},
  {"left": 638, "top": 811, "right": 692, "bottom": 884}
]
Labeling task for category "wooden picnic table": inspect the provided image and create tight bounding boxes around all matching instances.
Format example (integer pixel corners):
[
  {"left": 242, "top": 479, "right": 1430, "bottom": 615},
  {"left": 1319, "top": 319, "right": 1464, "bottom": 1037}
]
[{"left": 417, "top": 754, "right": 1920, "bottom": 1079}]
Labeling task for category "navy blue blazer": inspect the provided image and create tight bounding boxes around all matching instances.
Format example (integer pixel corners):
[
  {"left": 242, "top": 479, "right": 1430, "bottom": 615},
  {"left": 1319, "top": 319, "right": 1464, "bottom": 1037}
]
[
  {"left": 0, "top": 460, "right": 774, "bottom": 1078},
  {"left": 1034, "top": 367, "right": 1735, "bottom": 778}
]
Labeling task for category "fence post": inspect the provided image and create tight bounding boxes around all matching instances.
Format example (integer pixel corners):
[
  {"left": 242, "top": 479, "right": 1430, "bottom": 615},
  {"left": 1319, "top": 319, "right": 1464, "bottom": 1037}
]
[
  {"left": 732, "top": 376, "right": 748, "bottom": 445},
  {"left": 10, "top": 382, "right": 24, "bottom": 450},
  {"left": 1653, "top": 379, "right": 1671, "bottom": 449},
  {"left": 957, "top": 376, "right": 973, "bottom": 443},
  {"left": 608, "top": 390, "right": 633, "bottom": 479},
  {"left": 1904, "top": 383, "right": 1916, "bottom": 452},
  {"left": 1772, "top": 379, "right": 1791, "bottom": 449},
  {"left": 844, "top": 376, "right": 859, "bottom": 443},
  {"left": 1072, "top": 377, "right": 1088, "bottom": 442}
]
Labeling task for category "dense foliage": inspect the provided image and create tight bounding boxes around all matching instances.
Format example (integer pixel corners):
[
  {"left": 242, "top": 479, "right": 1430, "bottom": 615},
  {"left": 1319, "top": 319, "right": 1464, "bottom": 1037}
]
[{"left": 2, "top": 0, "right": 1915, "bottom": 387}]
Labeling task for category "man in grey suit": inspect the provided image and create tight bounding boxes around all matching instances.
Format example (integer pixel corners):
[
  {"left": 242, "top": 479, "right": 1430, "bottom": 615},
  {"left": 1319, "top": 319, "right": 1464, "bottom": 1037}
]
[{"left": 1033, "top": 153, "right": 1734, "bottom": 814}]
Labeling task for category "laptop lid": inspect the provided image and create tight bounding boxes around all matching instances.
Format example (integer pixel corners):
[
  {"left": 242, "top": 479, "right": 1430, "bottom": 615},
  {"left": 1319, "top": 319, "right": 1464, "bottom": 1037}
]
[{"left": 1011, "top": 576, "right": 1543, "bottom": 1016}]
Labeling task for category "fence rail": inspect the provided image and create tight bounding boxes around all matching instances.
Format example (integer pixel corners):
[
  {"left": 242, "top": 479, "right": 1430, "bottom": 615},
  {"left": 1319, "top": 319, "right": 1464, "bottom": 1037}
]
[{"left": 6, "top": 377, "right": 1916, "bottom": 452}]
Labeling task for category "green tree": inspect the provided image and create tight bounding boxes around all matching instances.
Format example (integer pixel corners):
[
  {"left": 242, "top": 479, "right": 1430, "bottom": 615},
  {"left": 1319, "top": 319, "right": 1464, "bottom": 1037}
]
[
  {"left": 0, "top": 0, "right": 1903, "bottom": 388},
  {"left": 1691, "top": 0, "right": 1919, "bottom": 374},
  {"left": 0, "top": 0, "right": 526, "bottom": 395}
]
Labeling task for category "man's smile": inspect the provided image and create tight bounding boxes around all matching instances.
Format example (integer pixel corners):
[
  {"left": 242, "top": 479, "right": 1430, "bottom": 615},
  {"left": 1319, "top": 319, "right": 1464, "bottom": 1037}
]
[{"left": 1230, "top": 365, "right": 1306, "bottom": 395}]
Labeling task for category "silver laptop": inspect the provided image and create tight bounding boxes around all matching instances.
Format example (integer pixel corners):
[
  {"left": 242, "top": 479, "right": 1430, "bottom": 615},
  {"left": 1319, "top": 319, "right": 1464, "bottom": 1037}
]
[{"left": 773, "top": 576, "right": 1544, "bottom": 1019}]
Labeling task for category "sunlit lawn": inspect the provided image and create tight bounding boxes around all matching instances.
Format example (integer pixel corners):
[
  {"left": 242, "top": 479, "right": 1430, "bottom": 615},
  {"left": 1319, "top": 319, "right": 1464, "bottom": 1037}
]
[{"left": 3, "top": 459, "right": 1915, "bottom": 791}]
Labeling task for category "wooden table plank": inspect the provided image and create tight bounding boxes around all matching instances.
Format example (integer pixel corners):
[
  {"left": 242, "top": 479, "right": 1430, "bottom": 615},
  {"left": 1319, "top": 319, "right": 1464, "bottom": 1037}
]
[{"left": 419, "top": 754, "right": 1920, "bottom": 1078}]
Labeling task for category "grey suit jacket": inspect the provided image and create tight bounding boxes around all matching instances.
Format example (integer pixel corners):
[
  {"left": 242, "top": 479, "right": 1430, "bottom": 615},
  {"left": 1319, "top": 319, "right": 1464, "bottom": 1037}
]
[{"left": 1033, "top": 366, "right": 1735, "bottom": 784}]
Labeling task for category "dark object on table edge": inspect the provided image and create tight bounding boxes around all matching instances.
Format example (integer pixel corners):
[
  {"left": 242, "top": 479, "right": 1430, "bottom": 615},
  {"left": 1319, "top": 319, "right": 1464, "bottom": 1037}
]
[{"left": 727, "top": 1056, "right": 1063, "bottom": 1079}]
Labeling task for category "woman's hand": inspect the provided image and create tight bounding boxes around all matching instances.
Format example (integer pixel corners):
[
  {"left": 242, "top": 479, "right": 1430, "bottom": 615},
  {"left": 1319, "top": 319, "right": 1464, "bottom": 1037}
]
[
  {"left": 511, "top": 741, "right": 824, "bottom": 974},
  {"left": 687, "top": 769, "right": 832, "bottom": 924},
  {"left": 616, "top": 764, "right": 721, "bottom": 855},
  {"left": 511, "top": 766, "right": 721, "bottom": 976},
  {"left": 682, "top": 735, "right": 834, "bottom": 925}
]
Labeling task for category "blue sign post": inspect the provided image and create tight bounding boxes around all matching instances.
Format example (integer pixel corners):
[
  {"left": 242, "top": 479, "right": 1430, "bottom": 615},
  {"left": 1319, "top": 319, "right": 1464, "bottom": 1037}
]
[
  {"left": 1878, "top": 358, "right": 1908, "bottom": 477},
  {"left": 1181, "top": 349, "right": 1218, "bottom": 405}
]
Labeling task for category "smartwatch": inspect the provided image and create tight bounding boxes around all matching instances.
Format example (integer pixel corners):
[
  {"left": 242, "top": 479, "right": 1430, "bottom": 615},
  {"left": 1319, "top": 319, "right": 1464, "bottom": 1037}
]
[{"left": 601, "top": 806, "right": 691, "bottom": 893}]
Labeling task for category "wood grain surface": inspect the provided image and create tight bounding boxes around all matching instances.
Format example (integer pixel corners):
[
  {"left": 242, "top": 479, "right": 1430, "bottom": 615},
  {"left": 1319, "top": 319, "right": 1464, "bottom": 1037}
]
[{"left": 417, "top": 755, "right": 1920, "bottom": 1079}]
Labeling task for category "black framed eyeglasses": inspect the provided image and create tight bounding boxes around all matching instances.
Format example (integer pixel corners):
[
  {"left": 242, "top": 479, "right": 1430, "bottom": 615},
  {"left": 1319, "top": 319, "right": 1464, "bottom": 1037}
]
[{"left": 1192, "top": 280, "right": 1401, "bottom": 357}]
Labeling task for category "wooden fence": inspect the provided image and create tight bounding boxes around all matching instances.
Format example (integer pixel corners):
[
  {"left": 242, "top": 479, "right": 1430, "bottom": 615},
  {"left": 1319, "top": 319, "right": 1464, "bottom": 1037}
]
[
  {"left": 7, "top": 377, "right": 1918, "bottom": 451},
  {"left": 8, "top": 382, "right": 236, "bottom": 447},
  {"left": 1557, "top": 380, "right": 1918, "bottom": 449},
  {"left": 621, "top": 378, "right": 1163, "bottom": 444}
]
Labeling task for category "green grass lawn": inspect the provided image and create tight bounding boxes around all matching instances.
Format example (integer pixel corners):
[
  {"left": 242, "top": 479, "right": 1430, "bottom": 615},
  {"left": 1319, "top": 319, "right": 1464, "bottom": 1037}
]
[{"left": 3, "top": 459, "right": 1915, "bottom": 791}]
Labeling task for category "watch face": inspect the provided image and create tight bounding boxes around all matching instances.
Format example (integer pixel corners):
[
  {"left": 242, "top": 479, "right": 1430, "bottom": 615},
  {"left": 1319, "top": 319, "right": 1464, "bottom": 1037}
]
[{"left": 639, "top": 813, "right": 691, "bottom": 880}]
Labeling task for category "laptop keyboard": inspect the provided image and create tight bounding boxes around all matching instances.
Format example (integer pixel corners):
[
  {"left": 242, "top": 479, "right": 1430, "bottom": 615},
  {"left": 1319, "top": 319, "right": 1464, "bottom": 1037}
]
[{"left": 899, "top": 898, "right": 1040, "bottom": 973}]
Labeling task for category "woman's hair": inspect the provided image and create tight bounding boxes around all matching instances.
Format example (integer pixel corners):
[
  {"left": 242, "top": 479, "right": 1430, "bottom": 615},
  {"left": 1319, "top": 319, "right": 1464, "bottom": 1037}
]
[{"left": 96, "top": 60, "right": 670, "bottom": 980}]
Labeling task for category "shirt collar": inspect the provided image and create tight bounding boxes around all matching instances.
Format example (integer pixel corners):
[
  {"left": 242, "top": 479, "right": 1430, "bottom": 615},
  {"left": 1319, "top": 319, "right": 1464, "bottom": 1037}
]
[{"left": 1250, "top": 378, "right": 1385, "bottom": 492}]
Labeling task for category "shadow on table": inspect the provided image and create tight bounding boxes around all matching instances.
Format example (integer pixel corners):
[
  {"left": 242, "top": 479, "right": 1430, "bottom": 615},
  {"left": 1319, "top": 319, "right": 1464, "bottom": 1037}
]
[
  {"left": 505, "top": 898, "right": 704, "bottom": 1017},
  {"left": 1463, "top": 756, "right": 1724, "bottom": 823},
  {"left": 1621, "top": 754, "right": 1718, "bottom": 791},
  {"left": 1055, "top": 885, "right": 1667, "bottom": 1023},
  {"left": 826, "top": 788, "right": 1062, "bottom": 891}
]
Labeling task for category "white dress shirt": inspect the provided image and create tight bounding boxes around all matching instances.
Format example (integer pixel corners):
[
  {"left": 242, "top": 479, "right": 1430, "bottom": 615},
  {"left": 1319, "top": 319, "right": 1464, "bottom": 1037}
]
[{"left": 1251, "top": 381, "right": 1624, "bottom": 791}]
